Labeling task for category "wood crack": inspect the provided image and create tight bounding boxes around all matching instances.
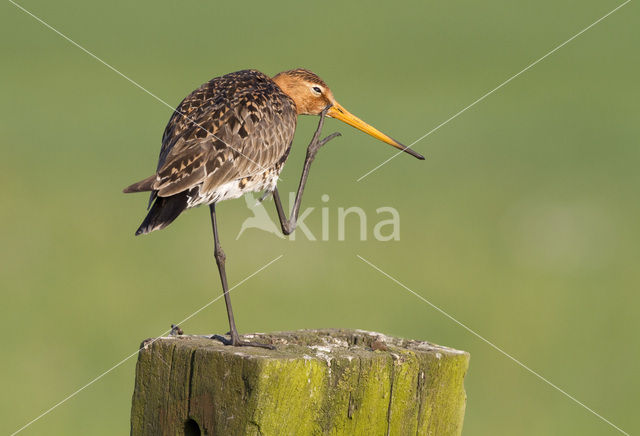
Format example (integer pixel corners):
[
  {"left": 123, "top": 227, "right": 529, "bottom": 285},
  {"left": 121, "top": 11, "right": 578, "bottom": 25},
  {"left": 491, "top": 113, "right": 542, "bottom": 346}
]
[
  {"left": 415, "top": 368, "right": 426, "bottom": 436},
  {"left": 161, "top": 343, "right": 176, "bottom": 429},
  {"left": 386, "top": 356, "right": 396, "bottom": 436},
  {"left": 186, "top": 348, "right": 196, "bottom": 417}
]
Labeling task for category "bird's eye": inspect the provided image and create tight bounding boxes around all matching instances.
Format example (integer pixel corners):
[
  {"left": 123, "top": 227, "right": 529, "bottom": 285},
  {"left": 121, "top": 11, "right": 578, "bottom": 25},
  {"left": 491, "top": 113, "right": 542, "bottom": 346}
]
[{"left": 311, "top": 86, "right": 322, "bottom": 95}]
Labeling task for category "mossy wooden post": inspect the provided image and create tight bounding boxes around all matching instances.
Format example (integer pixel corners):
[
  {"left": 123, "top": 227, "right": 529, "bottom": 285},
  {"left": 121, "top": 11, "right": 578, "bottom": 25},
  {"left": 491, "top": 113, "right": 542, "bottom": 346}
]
[{"left": 130, "top": 329, "right": 469, "bottom": 436}]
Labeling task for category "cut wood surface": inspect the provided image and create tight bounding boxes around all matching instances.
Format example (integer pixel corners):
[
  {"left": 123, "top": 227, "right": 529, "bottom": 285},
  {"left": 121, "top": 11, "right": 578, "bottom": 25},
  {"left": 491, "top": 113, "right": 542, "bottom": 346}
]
[{"left": 130, "top": 328, "right": 469, "bottom": 436}]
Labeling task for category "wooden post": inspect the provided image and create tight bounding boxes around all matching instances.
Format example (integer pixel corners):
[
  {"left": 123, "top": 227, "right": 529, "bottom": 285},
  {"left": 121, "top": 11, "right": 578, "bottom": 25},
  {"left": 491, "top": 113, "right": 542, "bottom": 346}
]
[{"left": 130, "top": 329, "right": 469, "bottom": 436}]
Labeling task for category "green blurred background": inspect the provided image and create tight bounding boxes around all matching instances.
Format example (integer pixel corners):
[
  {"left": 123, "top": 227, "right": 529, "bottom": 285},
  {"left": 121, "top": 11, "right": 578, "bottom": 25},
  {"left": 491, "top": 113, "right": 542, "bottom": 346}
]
[{"left": 2, "top": 0, "right": 638, "bottom": 434}]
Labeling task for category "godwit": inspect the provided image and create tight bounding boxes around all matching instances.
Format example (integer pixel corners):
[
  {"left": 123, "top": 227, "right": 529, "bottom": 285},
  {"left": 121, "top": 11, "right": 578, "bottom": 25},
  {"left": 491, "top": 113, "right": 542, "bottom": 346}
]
[{"left": 124, "top": 69, "right": 423, "bottom": 348}]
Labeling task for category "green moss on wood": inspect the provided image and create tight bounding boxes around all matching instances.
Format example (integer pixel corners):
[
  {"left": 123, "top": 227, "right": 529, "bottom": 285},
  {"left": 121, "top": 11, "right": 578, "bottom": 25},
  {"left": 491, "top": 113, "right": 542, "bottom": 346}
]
[{"left": 130, "top": 329, "right": 469, "bottom": 436}]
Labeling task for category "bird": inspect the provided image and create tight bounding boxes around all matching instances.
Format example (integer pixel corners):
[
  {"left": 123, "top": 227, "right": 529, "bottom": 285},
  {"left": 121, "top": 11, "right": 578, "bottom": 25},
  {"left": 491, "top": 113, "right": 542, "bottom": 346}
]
[{"left": 124, "top": 68, "right": 424, "bottom": 348}]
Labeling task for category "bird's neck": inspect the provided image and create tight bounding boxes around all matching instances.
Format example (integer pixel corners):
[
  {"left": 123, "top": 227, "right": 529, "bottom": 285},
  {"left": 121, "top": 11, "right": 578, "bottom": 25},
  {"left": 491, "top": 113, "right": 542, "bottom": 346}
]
[{"left": 272, "top": 73, "right": 305, "bottom": 115}]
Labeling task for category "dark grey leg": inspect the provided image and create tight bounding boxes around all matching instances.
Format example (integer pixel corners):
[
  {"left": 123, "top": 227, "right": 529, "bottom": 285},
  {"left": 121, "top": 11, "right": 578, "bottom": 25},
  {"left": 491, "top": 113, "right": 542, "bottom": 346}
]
[
  {"left": 209, "top": 204, "right": 274, "bottom": 349},
  {"left": 273, "top": 107, "right": 341, "bottom": 234}
]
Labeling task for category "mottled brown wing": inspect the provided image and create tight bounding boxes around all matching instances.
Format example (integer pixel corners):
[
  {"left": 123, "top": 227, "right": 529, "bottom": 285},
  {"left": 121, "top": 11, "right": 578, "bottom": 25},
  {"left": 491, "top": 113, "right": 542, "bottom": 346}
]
[{"left": 152, "top": 70, "right": 297, "bottom": 198}]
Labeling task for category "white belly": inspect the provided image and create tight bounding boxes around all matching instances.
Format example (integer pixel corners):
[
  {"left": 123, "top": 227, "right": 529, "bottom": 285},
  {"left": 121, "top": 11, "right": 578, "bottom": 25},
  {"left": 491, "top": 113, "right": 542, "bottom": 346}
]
[{"left": 186, "top": 170, "right": 280, "bottom": 208}]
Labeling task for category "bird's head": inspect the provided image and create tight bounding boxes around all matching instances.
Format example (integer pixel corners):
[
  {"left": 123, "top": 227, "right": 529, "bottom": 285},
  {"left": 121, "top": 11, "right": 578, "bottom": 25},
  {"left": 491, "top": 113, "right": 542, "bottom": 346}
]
[{"left": 273, "top": 68, "right": 424, "bottom": 160}]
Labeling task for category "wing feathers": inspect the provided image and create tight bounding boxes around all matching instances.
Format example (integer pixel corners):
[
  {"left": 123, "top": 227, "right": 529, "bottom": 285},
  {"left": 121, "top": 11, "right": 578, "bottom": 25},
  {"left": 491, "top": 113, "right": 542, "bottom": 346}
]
[{"left": 155, "top": 150, "right": 207, "bottom": 196}]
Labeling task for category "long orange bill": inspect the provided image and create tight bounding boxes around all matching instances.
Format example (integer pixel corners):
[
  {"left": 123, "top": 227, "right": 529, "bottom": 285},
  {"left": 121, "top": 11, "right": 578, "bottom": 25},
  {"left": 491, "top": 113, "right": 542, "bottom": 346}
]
[{"left": 327, "top": 102, "right": 424, "bottom": 160}]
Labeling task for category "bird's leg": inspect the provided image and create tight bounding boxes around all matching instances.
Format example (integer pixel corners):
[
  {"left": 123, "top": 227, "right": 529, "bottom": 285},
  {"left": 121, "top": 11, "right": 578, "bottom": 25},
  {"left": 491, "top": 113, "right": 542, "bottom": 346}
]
[
  {"left": 273, "top": 107, "right": 341, "bottom": 235},
  {"left": 209, "top": 204, "right": 274, "bottom": 350},
  {"left": 209, "top": 204, "right": 239, "bottom": 344}
]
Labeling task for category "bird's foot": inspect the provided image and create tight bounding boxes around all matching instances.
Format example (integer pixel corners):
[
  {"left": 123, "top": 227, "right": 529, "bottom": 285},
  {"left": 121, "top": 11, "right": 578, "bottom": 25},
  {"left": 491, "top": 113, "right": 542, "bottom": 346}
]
[
  {"left": 307, "top": 132, "right": 341, "bottom": 157},
  {"left": 211, "top": 334, "right": 275, "bottom": 350},
  {"left": 169, "top": 324, "right": 184, "bottom": 336}
]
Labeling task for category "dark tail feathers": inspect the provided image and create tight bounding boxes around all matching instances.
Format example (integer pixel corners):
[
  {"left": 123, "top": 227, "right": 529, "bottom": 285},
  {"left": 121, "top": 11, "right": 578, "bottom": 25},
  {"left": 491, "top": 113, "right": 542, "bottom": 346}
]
[{"left": 135, "top": 192, "right": 188, "bottom": 235}]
